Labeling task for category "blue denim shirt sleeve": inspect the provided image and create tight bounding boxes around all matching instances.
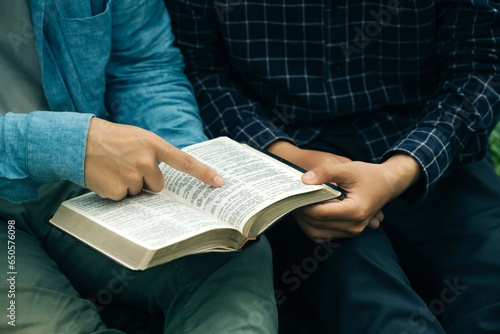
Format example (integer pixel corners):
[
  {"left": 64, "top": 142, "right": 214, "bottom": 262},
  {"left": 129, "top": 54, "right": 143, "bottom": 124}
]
[
  {"left": 0, "top": 111, "right": 93, "bottom": 203},
  {"left": 104, "top": 0, "right": 208, "bottom": 149}
]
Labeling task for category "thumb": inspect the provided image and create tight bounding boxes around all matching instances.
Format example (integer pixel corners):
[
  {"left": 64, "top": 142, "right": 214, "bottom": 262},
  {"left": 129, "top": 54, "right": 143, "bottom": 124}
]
[{"left": 301, "top": 163, "right": 351, "bottom": 185}]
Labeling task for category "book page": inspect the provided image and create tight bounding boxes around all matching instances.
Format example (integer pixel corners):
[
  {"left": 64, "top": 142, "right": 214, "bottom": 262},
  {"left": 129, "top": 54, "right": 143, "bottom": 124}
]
[
  {"left": 160, "top": 137, "right": 324, "bottom": 230},
  {"left": 61, "top": 192, "right": 231, "bottom": 249}
]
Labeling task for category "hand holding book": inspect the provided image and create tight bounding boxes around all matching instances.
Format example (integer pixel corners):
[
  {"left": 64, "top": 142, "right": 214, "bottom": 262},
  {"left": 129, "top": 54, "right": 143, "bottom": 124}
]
[{"left": 298, "top": 153, "right": 420, "bottom": 241}]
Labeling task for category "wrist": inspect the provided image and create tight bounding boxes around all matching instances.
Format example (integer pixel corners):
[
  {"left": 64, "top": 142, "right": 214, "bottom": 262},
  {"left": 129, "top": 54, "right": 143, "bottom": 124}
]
[
  {"left": 265, "top": 140, "right": 298, "bottom": 158},
  {"left": 382, "top": 153, "right": 422, "bottom": 200}
]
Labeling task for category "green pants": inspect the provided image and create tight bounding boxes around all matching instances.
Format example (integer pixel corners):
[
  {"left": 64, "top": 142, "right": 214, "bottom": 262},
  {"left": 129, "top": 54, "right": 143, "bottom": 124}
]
[{"left": 0, "top": 182, "right": 278, "bottom": 334}]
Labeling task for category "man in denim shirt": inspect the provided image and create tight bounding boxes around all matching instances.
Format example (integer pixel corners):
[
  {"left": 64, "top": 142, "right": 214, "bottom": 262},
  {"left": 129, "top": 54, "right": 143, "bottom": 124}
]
[
  {"left": 0, "top": 1, "right": 278, "bottom": 333},
  {"left": 166, "top": 0, "right": 500, "bottom": 333}
]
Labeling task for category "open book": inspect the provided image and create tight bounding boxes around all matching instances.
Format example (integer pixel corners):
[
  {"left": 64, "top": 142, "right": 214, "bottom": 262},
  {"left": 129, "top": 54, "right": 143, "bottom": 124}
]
[{"left": 50, "top": 137, "right": 344, "bottom": 270}]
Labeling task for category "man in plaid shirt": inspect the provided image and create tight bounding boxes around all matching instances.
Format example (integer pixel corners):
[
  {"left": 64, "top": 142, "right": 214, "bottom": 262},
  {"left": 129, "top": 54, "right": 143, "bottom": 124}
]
[{"left": 165, "top": 0, "right": 500, "bottom": 332}]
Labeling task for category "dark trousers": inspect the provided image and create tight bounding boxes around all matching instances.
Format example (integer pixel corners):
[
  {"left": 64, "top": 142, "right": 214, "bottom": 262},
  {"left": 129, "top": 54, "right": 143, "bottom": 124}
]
[{"left": 267, "top": 125, "right": 500, "bottom": 334}]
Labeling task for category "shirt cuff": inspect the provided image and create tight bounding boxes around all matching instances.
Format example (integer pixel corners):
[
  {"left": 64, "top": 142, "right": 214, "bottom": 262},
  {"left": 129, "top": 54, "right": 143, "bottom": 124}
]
[
  {"left": 382, "top": 126, "right": 453, "bottom": 203},
  {"left": 27, "top": 111, "right": 93, "bottom": 187}
]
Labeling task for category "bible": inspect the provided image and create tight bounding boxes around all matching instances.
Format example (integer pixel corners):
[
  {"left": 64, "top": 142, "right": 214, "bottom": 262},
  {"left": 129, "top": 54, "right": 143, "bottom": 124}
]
[{"left": 49, "top": 137, "right": 344, "bottom": 270}]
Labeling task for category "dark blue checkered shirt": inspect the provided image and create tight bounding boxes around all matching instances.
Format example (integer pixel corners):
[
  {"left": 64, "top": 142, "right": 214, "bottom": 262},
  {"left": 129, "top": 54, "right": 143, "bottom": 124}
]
[{"left": 166, "top": 0, "right": 500, "bottom": 200}]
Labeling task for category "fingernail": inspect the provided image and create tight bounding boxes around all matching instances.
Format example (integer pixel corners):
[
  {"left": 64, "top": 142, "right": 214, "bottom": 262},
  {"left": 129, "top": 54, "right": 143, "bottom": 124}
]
[
  {"left": 302, "top": 171, "right": 316, "bottom": 182},
  {"left": 213, "top": 175, "right": 224, "bottom": 187}
]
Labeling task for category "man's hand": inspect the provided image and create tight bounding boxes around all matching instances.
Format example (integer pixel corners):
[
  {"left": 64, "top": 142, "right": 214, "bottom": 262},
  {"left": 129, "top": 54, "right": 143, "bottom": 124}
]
[
  {"left": 266, "top": 140, "right": 382, "bottom": 239},
  {"left": 296, "top": 154, "right": 421, "bottom": 242},
  {"left": 84, "top": 117, "right": 224, "bottom": 201}
]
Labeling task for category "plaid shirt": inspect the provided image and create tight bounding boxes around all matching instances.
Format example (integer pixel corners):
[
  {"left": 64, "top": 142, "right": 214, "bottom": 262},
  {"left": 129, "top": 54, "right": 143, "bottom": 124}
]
[{"left": 166, "top": 0, "right": 500, "bottom": 200}]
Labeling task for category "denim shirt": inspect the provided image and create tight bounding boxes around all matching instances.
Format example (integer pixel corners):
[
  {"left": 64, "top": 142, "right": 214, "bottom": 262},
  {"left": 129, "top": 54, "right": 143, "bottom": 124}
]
[{"left": 0, "top": 0, "right": 207, "bottom": 203}]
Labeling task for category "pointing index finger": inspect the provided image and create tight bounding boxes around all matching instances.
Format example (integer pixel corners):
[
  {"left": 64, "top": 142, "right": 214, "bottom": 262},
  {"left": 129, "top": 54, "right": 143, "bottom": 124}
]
[{"left": 156, "top": 141, "right": 225, "bottom": 188}]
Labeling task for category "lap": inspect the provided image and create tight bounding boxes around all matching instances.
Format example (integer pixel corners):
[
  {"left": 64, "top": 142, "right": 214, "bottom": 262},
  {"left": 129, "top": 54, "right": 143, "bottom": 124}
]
[
  {"left": 1, "top": 182, "right": 278, "bottom": 334},
  {"left": 45, "top": 226, "right": 278, "bottom": 334},
  {"left": 270, "top": 128, "right": 500, "bottom": 333},
  {"left": 384, "top": 156, "right": 500, "bottom": 331},
  {"left": 0, "top": 226, "right": 120, "bottom": 334}
]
